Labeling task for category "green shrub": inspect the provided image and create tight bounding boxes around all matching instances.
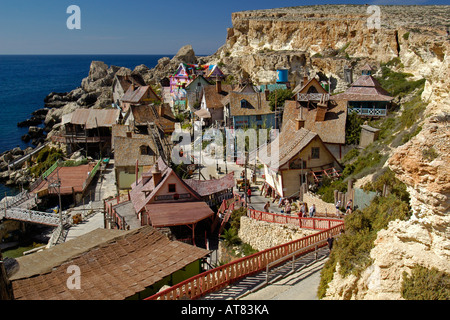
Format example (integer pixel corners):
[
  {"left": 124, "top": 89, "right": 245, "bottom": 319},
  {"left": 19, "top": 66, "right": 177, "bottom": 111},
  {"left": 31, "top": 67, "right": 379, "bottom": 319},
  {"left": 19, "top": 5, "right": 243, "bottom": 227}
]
[
  {"left": 422, "top": 147, "right": 439, "bottom": 162},
  {"left": 268, "top": 89, "right": 293, "bottom": 111},
  {"left": 30, "top": 147, "right": 64, "bottom": 177},
  {"left": 401, "top": 265, "right": 450, "bottom": 300},
  {"left": 375, "top": 66, "right": 425, "bottom": 98},
  {"left": 345, "top": 113, "right": 364, "bottom": 145}
]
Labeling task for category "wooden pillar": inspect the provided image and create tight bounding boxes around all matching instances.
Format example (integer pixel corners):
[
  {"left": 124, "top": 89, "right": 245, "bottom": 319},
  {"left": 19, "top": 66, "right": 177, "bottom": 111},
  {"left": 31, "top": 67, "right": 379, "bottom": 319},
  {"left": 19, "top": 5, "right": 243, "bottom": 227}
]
[{"left": 0, "top": 249, "right": 14, "bottom": 300}]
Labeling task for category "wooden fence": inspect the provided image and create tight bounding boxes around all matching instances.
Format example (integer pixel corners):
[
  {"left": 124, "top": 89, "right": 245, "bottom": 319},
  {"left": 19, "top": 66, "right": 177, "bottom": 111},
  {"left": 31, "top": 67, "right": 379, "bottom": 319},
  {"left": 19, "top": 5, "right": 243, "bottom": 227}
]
[{"left": 146, "top": 221, "right": 344, "bottom": 300}]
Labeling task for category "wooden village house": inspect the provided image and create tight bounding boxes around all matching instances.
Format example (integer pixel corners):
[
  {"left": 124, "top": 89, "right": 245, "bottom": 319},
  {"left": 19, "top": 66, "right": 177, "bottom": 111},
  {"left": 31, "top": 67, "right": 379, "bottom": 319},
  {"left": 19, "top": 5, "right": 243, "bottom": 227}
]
[
  {"left": 257, "top": 119, "right": 342, "bottom": 199},
  {"left": 105, "top": 157, "right": 234, "bottom": 246},
  {"left": 333, "top": 64, "right": 393, "bottom": 117},
  {"left": 53, "top": 108, "right": 120, "bottom": 158},
  {"left": 9, "top": 226, "right": 209, "bottom": 300}
]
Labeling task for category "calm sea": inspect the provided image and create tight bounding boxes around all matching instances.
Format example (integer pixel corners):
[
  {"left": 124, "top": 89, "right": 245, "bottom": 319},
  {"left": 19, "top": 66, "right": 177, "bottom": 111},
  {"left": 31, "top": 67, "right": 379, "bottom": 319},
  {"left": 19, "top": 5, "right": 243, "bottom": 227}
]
[{"left": 0, "top": 54, "right": 171, "bottom": 199}]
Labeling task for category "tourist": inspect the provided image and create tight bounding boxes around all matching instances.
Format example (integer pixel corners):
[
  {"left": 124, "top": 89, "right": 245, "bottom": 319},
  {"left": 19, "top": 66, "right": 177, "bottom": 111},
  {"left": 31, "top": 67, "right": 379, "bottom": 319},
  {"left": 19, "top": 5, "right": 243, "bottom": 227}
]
[
  {"left": 335, "top": 200, "right": 341, "bottom": 217},
  {"left": 285, "top": 200, "right": 291, "bottom": 215},
  {"left": 327, "top": 235, "right": 334, "bottom": 251},
  {"left": 247, "top": 187, "right": 252, "bottom": 203},
  {"left": 300, "top": 202, "right": 307, "bottom": 217},
  {"left": 264, "top": 201, "right": 270, "bottom": 212},
  {"left": 309, "top": 204, "right": 316, "bottom": 217},
  {"left": 345, "top": 199, "right": 353, "bottom": 215},
  {"left": 278, "top": 196, "right": 284, "bottom": 208}
]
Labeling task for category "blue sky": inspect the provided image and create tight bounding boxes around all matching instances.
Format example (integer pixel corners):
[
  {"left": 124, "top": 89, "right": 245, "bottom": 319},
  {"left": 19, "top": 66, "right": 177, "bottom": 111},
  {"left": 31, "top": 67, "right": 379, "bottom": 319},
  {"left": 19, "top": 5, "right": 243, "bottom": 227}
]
[{"left": 0, "top": 0, "right": 445, "bottom": 55}]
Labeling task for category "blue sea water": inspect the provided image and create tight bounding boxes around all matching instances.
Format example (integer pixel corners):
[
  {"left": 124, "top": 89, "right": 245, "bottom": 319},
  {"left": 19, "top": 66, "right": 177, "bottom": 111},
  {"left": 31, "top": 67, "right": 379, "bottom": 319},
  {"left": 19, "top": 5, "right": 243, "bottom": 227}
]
[{"left": 0, "top": 54, "right": 171, "bottom": 199}]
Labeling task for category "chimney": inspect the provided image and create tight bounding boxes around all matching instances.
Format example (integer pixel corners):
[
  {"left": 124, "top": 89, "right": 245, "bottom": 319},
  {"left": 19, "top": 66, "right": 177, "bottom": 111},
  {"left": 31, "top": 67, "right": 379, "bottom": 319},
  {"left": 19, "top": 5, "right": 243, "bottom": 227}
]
[
  {"left": 158, "top": 104, "right": 165, "bottom": 117},
  {"left": 152, "top": 162, "right": 162, "bottom": 187},
  {"left": 303, "top": 75, "right": 308, "bottom": 86},
  {"left": 131, "top": 83, "right": 136, "bottom": 91},
  {"left": 264, "top": 89, "right": 270, "bottom": 101},
  {"left": 315, "top": 104, "right": 327, "bottom": 122},
  {"left": 295, "top": 119, "right": 305, "bottom": 130},
  {"left": 216, "top": 79, "right": 222, "bottom": 93}
]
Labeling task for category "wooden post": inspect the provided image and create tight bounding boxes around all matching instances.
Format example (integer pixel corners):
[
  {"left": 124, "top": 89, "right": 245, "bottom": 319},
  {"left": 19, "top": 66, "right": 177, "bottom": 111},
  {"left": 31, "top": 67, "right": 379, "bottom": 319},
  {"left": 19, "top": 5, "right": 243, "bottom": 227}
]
[{"left": 0, "top": 249, "right": 14, "bottom": 300}]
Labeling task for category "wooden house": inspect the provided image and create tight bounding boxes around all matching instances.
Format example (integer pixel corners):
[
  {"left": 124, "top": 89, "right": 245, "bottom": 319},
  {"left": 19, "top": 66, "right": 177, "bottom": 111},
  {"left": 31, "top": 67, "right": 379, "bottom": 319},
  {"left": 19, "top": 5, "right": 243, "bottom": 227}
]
[
  {"left": 195, "top": 81, "right": 232, "bottom": 126},
  {"left": 292, "top": 76, "right": 330, "bottom": 107},
  {"left": 106, "top": 157, "right": 234, "bottom": 245},
  {"left": 282, "top": 99, "right": 347, "bottom": 160},
  {"left": 112, "top": 73, "right": 146, "bottom": 109},
  {"left": 10, "top": 226, "right": 209, "bottom": 300},
  {"left": 120, "top": 85, "right": 161, "bottom": 113},
  {"left": 257, "top": 120, "right": 342, "bottom": 198},
  {"left": 54, "top": 108, "right": 120, "bottom": 157},
  {"left": 332, "top": 64, "right": 393, "bottom": 117},
  {"left": 223, "top": 91, "right": 276, "bottom": 129},
  {"left": 112, "top": 124, "right": 158, "bottom": 191}
]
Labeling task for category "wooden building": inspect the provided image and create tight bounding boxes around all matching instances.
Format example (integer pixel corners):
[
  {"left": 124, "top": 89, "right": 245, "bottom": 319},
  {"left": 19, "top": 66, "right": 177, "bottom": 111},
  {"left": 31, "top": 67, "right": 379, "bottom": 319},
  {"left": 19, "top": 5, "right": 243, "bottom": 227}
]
[
  {"left": 120, "top": 85, "right": 161, "bottom": 113},
  {"left": 53, "top": 108, "right": 120, "bottom": 158},
  {"left": 9, "top": 226, "right": 209, "bottom": 300},
  {"left": 332, "top": 64, "right": 393, "bottom": 117},
  {"left": 257, "top": 120, "right": 342, "bottom": 198}
]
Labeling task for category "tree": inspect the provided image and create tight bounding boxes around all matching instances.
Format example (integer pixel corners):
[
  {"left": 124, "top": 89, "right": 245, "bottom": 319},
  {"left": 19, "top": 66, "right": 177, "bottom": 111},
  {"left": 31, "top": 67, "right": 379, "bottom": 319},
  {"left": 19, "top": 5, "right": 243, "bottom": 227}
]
[{"left": 268, "top": 89, "right": 293, "bottom": 111}]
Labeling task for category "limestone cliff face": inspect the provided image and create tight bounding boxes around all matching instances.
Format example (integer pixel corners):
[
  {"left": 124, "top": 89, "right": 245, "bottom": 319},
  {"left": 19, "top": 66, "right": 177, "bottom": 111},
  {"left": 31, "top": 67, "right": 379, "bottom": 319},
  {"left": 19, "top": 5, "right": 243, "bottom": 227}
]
[
  {"left": 205, "top": 5, "right": 448, "bottom": 91},
  {"left": 202, "top": 5, "right": 450, "bottom": 299}
]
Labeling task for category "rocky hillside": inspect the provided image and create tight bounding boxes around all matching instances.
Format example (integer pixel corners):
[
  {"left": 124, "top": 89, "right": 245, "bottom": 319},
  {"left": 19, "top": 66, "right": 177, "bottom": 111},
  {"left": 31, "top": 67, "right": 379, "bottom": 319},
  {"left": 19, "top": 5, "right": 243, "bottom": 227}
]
[{"left": 200, "top": 5, "right": 450, "bottom": 299}]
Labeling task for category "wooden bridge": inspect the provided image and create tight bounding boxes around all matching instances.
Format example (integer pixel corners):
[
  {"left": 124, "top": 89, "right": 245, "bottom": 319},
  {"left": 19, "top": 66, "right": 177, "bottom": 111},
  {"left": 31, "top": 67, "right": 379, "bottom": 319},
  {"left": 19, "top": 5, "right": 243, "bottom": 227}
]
[
  {"left": 1, "top": 191, "right": 61, "bottom": 227},
  {"left": 146, "top": 197, "right": 344, "bottom": 300}
]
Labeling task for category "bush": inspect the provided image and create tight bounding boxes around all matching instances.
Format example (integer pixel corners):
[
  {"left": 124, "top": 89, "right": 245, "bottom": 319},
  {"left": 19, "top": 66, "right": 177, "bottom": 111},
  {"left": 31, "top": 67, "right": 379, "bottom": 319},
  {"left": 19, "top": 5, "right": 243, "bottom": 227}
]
[
  {"left": 268, "top": 89, "right": 293, "bottom": 111},
  {"left": 401, "top": 265, "right": 450, "bottom": 300},
  {"left": 345, "top": 113, "right": 364, "bottom": 145},
  {"left": 318, "top": 192, "right": 411, "bottom": 298}
]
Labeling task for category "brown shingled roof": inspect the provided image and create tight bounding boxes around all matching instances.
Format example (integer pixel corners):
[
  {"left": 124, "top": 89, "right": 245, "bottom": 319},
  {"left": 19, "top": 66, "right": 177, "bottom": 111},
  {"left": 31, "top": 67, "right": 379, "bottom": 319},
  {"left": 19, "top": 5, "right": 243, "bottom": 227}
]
[
  {"left": 332, "top": 75, "right": 393, "bottom": 102},
  {"left": 11, "top": 226, "right": 209, "bottom": 300},
  {"left": 66, "top": 108, "right": 120, "bottom": 129},
  {"left": 282, "top": 100, "right": 347, "bottom": 145},
  {"left": 228, "top": 91, "right": 273, "bottom": 116},
  {"left": 183, "top": 172, "right": 235, "bottom": 197}
]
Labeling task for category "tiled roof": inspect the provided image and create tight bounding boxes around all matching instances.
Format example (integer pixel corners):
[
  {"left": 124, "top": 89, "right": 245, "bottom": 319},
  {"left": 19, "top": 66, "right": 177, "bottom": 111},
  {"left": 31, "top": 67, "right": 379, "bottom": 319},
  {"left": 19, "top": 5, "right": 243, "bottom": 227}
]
[
  {"left": 183, "top": 172, "right": 235, "bottom": 197},
  {"left": 282, "top": 100, "right": 347, "bottom": 145},
  {"left": 203, "top": 84, "right": 232, "bottom": 109},
  {"left": 11, "top": 226, "right": 209, "bottom": 300},
  {"left": 228, "top": 91, "right": 273, "bottom": 116},
  {"left": 257, "top": 121, "right": 317, "bottom": 171},
  {"left": 121, "top": 85, "right": 160, "bottom": 104},
  {"left": 145, "top": 202, "right": 214, "bottom": 227},
  {"left": 332, "top": 75, "right": 393, "bottom": 102},
  {"left": 130, "top": 104, "right": 176, "bottom": 132}
]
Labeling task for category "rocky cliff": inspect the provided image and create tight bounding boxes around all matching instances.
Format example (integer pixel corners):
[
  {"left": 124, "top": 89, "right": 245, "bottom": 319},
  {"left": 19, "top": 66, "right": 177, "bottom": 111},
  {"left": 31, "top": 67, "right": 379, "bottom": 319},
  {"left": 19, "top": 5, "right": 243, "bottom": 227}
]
[{"left": 200, "top": 5, "right": 449, "bottom": 299}]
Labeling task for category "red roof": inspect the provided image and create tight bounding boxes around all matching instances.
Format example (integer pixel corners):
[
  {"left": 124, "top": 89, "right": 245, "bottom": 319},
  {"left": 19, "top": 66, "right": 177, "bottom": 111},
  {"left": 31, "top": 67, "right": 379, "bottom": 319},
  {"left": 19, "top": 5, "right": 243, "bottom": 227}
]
[
  {"left": 145, "top": 202, "right": 214, "bottom": 227},
  {"left": 183, "top": 172, "right": 235, "bottom": 197}
]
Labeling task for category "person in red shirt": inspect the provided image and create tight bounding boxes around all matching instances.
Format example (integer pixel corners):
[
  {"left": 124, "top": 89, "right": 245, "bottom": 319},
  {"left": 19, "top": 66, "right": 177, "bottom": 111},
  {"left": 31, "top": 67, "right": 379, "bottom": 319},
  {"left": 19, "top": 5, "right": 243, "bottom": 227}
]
[{"left": 247, "top": 187, "right": 252, "bottom": 203}]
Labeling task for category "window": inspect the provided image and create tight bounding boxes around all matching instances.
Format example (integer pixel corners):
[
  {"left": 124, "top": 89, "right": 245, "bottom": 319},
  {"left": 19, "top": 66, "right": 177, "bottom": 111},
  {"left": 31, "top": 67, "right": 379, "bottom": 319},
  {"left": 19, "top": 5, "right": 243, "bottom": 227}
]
[
  {"left": 240, "top": 99, "right": 248, "bottom": 108},
  {"left": 311, "top": 147, "right": 320, "bottom": 159},
  {"left": 168, "top": 184, "right": 176, "bottom": 193},
  {"left": 256, "top": 115, "right": 262, "bottom": 121},
  {"left": 140, "top": 145, "right": 153, "bottom": 156}
]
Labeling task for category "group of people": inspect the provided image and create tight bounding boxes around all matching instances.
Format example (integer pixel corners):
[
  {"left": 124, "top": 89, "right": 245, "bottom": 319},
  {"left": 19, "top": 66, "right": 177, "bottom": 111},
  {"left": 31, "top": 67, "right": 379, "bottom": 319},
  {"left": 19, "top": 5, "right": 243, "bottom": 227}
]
[
  {"left": 263, "top": 198, "right": 316, "bottom": 218},
  {"left": 335, "top": 199, "right": 353, "bottom": 217}
]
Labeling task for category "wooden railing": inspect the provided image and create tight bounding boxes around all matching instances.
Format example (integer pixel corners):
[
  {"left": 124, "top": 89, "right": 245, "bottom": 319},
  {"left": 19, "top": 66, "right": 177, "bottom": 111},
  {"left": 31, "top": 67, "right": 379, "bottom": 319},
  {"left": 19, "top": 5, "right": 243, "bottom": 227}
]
[
  {"left": 247, "top": 208, "right": 343, "bottom": 230},
  {"left": 146, "top": 222, "right": 344, "bottom": 300}
]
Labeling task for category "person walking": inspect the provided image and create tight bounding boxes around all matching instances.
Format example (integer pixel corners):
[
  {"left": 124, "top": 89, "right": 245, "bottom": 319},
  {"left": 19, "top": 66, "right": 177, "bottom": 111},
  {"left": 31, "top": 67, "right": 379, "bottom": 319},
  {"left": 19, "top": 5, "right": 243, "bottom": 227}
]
[
  {"left": 285, "top": 200, "right": 291, "bottom": 215},
  {"left": 345, "top": 199, "right": 353, "bottom": 215},
  {"left": 309, "top": 204, "right": 316, "bottom": 217},
  {"left": 327, "top": 235, "right": 334, "bottom": 252},
  {"left": 335, "top": 200, "right": 341, "bottom": 217},
  {"left": 264, "top": 201, "right": 270, "bottom": 212},
  {"left": 300, "top": 202, "right": 306, "bottom": 217},
  {"left": 247, "top": 187, "right": 252, "bottom": 203}
]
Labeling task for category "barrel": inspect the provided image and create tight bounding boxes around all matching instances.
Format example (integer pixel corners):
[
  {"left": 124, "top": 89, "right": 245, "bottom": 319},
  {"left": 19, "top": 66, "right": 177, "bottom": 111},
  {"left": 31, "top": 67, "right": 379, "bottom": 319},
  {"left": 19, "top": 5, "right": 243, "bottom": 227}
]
[{"left": 276, "top": 69, "right": 288, "bottom": 83}]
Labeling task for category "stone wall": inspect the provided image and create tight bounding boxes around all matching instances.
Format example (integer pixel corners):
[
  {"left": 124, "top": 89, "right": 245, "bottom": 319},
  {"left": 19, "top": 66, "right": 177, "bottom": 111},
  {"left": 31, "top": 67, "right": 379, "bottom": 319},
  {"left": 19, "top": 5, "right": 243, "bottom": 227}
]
[{"left": 238, "top": 216, "right": 317, "bottom": 251}]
